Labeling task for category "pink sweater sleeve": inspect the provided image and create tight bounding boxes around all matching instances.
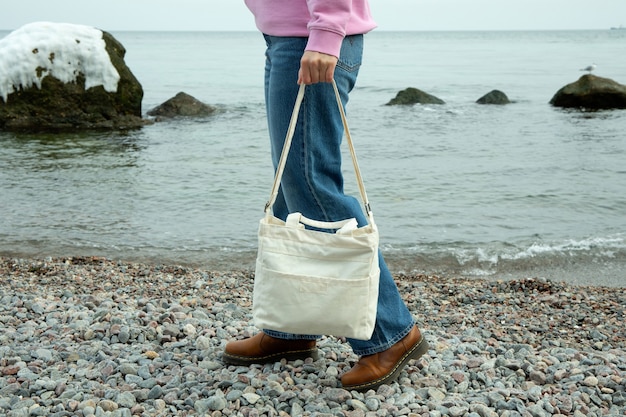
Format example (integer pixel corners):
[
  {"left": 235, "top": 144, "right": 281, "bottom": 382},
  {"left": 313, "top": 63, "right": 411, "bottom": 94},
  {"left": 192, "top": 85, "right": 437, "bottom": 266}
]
[
  {"left": 244, "top": 0, "right": 376, "bottom": 58},
  {"left": 305, "top": 0, "right": 353, "bottom": 58}
]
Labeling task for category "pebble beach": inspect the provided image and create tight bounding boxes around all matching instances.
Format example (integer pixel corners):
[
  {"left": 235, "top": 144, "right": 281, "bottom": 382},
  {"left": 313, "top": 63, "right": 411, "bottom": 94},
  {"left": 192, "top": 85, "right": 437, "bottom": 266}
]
[{"left": 1, "top": 256, "right": 624, "bottom": 417}]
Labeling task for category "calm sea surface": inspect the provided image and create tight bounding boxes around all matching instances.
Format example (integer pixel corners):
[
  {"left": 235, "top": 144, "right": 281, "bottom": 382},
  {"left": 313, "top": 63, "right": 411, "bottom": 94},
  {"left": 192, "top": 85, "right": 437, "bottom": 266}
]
[{"left": 1, "top": 30, "right": 625, "bottom": 286}]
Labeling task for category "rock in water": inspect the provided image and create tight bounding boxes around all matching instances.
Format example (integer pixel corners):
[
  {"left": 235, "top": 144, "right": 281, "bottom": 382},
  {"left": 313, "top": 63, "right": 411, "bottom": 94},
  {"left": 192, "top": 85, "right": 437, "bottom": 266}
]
[
  {"left": 550, "top": 74, "right": 626, "bottom": 110},
  {"left": 386, "top": 87, "right": 445, "bottom": 105},
  {"left": 148, "top": 92, "right": 217, "bottom": 118},
  {"left": 476, "top": 90, "right": 511, "bottom": 105},
  {"left": 0, "top": 22, "right": 147, "bottom": 131}
]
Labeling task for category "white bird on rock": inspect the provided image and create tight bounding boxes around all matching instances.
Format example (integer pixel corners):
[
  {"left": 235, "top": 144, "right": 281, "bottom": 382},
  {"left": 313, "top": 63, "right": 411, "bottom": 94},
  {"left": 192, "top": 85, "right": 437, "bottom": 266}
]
[{"left": 580, "top": 63, "right": 596, "bottom": 73}]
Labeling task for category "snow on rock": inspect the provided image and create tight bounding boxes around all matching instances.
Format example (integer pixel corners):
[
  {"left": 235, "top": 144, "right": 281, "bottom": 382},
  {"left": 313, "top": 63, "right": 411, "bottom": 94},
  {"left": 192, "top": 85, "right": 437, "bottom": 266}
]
[{"left": 0, "top": 21, "right": 120, "bottom": 102}]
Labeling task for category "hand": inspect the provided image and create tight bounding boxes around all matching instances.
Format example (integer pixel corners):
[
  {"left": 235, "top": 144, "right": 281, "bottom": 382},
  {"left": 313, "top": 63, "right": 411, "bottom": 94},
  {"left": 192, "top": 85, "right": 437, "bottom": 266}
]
[{"left": 298, "top": 51, "right": 338, "bottom": 85}]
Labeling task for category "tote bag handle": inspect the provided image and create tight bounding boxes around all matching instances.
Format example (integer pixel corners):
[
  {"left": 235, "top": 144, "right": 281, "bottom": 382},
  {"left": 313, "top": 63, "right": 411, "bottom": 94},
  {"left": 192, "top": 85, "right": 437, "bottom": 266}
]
[{"left": 265, "top": 80, "right": 374, "bottom": 223}]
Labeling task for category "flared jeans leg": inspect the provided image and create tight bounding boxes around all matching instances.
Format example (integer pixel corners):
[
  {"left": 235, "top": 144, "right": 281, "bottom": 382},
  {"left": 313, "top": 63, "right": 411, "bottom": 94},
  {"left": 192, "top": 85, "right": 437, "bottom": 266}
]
[{"left": 260, "top": 34, "right": 415, "bottom": 356}]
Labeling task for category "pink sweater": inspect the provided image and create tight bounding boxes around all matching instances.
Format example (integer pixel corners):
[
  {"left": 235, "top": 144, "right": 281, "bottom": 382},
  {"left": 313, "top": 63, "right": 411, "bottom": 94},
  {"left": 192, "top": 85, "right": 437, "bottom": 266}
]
[{"left": 244, "top": 0, "right": 377, "bottom": 58}]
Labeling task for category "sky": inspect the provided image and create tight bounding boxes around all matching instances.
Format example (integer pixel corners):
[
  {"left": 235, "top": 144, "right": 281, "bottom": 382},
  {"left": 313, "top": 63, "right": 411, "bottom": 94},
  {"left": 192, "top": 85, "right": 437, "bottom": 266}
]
[{"left": 1, "top": 0, "right": 625, "bottom": 32}]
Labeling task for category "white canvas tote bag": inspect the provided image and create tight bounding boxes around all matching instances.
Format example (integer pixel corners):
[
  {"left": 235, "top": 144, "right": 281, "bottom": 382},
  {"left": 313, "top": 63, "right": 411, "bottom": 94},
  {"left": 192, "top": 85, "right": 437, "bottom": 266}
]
[{"left": 252, "top": 80, "right": 380, "bottom": 340}]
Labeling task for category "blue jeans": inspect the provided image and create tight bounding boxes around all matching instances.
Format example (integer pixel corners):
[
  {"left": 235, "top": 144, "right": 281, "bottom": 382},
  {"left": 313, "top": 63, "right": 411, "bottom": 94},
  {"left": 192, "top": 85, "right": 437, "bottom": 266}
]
[{"left": 261, "top": 34, "right": 415, "bottom": 356}]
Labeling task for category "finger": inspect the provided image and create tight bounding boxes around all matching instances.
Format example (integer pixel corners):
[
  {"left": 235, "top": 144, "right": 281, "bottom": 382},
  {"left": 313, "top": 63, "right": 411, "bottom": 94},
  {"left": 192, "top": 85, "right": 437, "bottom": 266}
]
[
  {"left": 324, "top": 63, "right": 336, "bottom": 83},
  {"left": 298, "top": 66, "right": 311, "bottom": 85},
  {"left": 297, "top": 68, "right": 305, "bottom": 85},
  {"left": 306, "top": 63, "right": 328, "bottom": 84}
]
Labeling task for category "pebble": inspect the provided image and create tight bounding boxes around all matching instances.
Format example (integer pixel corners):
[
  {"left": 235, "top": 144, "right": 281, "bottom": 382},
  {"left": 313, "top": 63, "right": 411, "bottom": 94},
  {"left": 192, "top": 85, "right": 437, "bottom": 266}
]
[{"left": 0, "top": 256, "right": 625, "bottom": 417}]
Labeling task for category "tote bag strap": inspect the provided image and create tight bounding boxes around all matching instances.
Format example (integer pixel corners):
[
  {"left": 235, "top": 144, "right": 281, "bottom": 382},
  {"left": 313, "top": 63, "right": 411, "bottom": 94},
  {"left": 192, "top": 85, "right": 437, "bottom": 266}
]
[{"left": 265, "top": 80, "right": 375, "bottom": 224}]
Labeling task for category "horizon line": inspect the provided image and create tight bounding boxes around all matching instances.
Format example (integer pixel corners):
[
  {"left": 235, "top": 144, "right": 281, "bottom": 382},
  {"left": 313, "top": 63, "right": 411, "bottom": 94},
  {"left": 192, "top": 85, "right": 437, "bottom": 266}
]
[{"left": 0, "top": 27, "right": 620, "bottom": 33}]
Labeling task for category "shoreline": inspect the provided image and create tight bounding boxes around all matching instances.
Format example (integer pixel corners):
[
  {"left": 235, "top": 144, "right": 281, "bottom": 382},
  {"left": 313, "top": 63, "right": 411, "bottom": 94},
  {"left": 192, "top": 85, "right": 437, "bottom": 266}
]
[
  {"left": 1, "top": 256, "right": 625, "bottom": 416},
  {"left": 3, "top": 247, "right": 625, "bottom": 288}
]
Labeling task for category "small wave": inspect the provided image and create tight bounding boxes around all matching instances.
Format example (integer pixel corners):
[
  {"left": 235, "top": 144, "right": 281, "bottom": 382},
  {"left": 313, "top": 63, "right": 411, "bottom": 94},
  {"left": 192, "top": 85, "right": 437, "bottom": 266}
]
[
  {"left": 502, "top": 235, "right": 625, "bottom": 260},
  {"left": 384, "top": 234, "right": 626, "bottom": 286}
]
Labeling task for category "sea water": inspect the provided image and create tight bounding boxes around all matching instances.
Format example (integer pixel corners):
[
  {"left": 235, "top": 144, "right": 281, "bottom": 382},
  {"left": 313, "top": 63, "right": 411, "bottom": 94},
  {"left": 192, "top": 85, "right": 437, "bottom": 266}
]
[{"left": 1, "top": 30, "right": 625, "bottom": 286}]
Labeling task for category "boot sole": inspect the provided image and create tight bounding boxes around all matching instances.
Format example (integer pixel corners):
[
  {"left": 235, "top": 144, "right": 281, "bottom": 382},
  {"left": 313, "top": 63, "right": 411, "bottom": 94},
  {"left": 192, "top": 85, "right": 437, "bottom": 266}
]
[
  {"left": 341, "top": 335, "right": 429, "bottom": 392},
  {"left": 222, "top": 348, "right": 320, "bottom": 366}
]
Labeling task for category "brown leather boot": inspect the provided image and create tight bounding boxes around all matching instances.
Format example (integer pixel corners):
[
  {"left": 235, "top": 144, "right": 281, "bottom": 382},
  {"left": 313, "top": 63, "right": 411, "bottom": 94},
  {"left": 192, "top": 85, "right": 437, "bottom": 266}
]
[
  {"left": 340, "top": 325, "right": 428, "bottom": 392},
  {"left": 222, "top": 332, "right": 319, "bottom": 365}
]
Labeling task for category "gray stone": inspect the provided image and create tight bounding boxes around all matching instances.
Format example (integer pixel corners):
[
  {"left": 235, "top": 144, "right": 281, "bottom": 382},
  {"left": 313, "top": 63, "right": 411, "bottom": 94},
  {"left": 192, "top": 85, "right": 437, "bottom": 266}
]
[
  {"left": 115, "top": 392, "right": 136, "bottom": 408},
  {"left": 529, "top": 370, "right": 547, "bottom": 385},
  {"left": 428, "top": 387, "right": 446, "bottom": 401},
  {"left": 449, "top": 406, "right": 469, "bottom": 417},
  {"left": 118, "top": 329, "right": 130, "bottom": 344},
  {"left": 365, "top": 397, "right": 380, "bottom": 411},
  {"left": 147, "top": 385, "right": 163, "bottom": 399},
  {"left": 98, "top": 399, "right": 118, "bottom": 412},
  {"left": 117, "top": 363, "right": 138, "bottom": 376},
  {"left": 470, "top": 403, "right": 499, "bottom": 417},
  {"left": 226, "top": 389, "right": 243, "bottom": 401},
  {"left": 33, "top": 348, "right": 53, "bottom": 362},
  {"left": 242, "top": 392, "right": 261, "bottom": 404},
  {"left": 613, "top": 391, "right": 626, "bottom": 406},
  {"left": 347, "top": 399, "right": 369, "bottom": 412},
  {"left": 161, "top": 323, "right": 180, "bottom": 337},
  {"left": 291, "top": 402, "right": 305, "bottom": 416},
  {"left": 195, "top": 396, "right": 226, "bottom": 413},
  {"left": 265, "top": 380, "right": 285, "bottom": 397},
  {"left": 27, "top": 302, "right": 45, "bottom": 315},
  {"left": 526, "top": 404, "right": 550, "bottom": 417}
]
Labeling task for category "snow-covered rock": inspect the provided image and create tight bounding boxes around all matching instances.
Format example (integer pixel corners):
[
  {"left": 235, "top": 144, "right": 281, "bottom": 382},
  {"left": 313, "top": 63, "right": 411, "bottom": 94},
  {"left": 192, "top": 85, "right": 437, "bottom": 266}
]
[{"left": 0, "top": 22, "right": 146, "bottom": 131}]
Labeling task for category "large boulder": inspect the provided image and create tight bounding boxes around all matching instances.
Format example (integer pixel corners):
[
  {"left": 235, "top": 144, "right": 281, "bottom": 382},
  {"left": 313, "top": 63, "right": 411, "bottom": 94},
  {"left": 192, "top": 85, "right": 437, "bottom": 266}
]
[
  {"left": 148, "top": 92, "right": 217, "bottom": 119},
  {"left": 0, "top": 22, "right": 147, "bottom": 131},
  {"left": 550, "top": 74, "right": 626, "bottom": 110},
  {"left": 386, "top": 87, "right": 445, "bottom": 105},
  {"left": 476, "top": 90, "right": 511, "bottom": 105}
]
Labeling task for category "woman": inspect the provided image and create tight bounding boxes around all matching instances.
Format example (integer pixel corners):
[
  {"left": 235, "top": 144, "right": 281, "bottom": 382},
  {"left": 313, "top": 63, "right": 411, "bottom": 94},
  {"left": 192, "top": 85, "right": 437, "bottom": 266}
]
[{"left": 223, "top": 0, "right": 428, "bottom": 392}]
